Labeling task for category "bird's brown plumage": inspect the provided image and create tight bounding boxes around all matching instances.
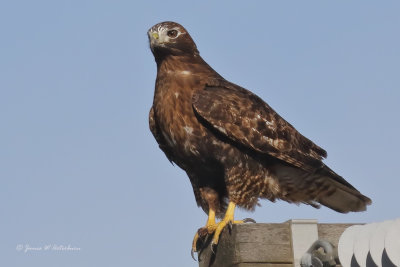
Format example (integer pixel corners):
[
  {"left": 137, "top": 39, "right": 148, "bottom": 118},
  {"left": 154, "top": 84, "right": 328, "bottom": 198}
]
[{"left": 148, "top": 21, "right": 371, "bottom": 218}]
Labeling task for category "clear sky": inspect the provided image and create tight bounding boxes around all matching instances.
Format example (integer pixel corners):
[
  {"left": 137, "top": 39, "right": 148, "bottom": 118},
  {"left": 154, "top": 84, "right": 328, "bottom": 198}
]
[{"left": 1, "top": 1, "right": 399, "bottom": 266}]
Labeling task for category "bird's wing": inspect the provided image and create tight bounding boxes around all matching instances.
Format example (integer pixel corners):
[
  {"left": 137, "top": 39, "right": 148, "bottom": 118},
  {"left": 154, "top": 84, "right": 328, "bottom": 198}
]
[{"left": 192, "top": 80, "right": 327, "bottom": 173}]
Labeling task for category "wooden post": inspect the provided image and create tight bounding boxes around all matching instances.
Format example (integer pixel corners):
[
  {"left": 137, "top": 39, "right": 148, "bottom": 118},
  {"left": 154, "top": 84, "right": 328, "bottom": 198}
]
[{"left": 197, "top": 220, "right": 355, "bottom": 267}]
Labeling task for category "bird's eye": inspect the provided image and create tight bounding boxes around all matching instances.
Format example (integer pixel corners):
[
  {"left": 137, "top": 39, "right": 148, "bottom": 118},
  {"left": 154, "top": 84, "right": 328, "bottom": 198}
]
[{"left": 167, "top": 30, "right": 178, "bottom": 38}]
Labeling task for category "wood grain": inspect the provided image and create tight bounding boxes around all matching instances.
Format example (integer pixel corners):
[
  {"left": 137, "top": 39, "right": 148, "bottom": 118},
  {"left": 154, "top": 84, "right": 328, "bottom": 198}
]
[{"left": 197, "top": 221, "right": 357, "bottom": 267}]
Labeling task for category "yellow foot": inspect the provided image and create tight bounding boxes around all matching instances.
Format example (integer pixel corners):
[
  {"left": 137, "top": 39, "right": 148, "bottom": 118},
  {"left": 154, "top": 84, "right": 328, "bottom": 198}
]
[
  {"left": 191, "top": 232, "right": 199, "bottom": 260},
  {"left": 211, "top": 218, "right": 256, "bottom": 247},
  {"left": 191, "top": 202, "right": 256, "bottom": 259},
  {"left": 209, "top": 202, "right": 250, "bottom": 252},
  {"left": 191, "top": 208, "right": 218, "bottom": 260}
]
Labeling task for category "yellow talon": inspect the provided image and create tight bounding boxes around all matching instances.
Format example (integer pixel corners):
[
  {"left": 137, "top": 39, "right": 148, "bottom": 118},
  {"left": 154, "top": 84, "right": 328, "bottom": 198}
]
[
  {"left": 191, "top": 201, "right": 254, "bottom": 258},
  {"left": 191, "top": 232, "right": 199, "bottom": 259},
  {"left": 211, "top": 202, "right": 237, "bottom": 246},
  {"left": 191, "top": 207, "right": 217, "bottom": 257}
]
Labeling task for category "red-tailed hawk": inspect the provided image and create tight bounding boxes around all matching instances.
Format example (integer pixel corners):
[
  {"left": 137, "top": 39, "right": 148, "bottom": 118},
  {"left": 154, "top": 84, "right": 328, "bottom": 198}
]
[{"left": 147, "top": 21, "right": 371, "bottom": 256}]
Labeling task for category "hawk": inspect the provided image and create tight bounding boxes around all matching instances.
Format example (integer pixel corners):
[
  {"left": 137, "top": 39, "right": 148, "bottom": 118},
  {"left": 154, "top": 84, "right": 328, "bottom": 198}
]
[{"left": 147, "top": 21, "right": 371, "bottom": 255}]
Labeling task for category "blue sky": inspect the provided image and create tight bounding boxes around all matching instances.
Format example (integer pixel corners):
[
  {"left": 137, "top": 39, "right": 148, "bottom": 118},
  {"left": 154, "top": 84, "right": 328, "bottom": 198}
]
[{"left": 1, "top": 1, "right": 399, "bottom": 266}]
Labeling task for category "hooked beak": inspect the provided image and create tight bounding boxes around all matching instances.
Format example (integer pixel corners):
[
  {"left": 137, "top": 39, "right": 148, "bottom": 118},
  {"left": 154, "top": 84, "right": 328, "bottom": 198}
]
[
  {"left": 152, "top": 32, "right": 159, "bottom": 40},
  {"left": 148, "top": 30, "right": 161, "bottom": 47},
  {"left": 148, "top": 30, "right": 165, "bottom": 52}
]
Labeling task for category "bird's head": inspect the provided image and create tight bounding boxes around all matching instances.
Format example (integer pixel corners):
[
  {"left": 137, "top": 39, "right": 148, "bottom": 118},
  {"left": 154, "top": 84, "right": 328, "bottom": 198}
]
[{"left": 148, "top": 21, "right": 199, "bottom": 60}]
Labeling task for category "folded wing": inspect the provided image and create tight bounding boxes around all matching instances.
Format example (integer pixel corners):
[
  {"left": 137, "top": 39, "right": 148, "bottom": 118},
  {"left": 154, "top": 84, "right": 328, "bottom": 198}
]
[{"left": 192, "top": 80, "right": 327, "bottom": 173}]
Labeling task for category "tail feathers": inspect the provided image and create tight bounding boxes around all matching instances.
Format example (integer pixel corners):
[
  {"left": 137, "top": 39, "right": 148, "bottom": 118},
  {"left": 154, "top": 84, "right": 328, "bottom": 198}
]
[
  {"left": 317, "top": 185, "right": 371, "bottom": 213},
  {"left": 315, "top": 168, "right": 372, "bottom": 213},
  {"left": 274, "top": 163, "right": 371, "bottom": 213}
]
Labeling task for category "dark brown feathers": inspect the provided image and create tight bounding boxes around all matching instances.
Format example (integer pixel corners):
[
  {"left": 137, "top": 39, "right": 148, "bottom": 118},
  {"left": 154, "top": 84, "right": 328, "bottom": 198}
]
[
  {"left": 192, "top": 80, "right": 327, "bottom": 173},
  {"left": 148, "top": 21, "right": 371, "bottom": 216}
]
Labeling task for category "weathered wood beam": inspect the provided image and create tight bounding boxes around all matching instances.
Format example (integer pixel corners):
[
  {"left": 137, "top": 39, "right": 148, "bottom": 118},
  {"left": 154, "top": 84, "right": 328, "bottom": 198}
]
[{"left": 197, "top": 220, "right": 354, "bottom": 267}]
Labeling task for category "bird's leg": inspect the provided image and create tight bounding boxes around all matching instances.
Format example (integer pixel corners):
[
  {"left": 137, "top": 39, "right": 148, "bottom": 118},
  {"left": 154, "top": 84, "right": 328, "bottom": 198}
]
[
  {"left": 210, "top": 202, "right": 256, "bottom": 251},
  {"left": 210, "top": 201, "right": 236, "bottom": 246},
  {"left": 191, "top": 188, "right": 256, "bottom": 259},
  {"left": 204, "top": 207, "right": 218, "bottom": 233},
  {"left": 191, "top": 201, "right": 256, "bottom": 259},
  {"left": 191, "top": 207, "right": 217, "bottom": 259},
  {"left": 191, "top": 187, "right": 221, "bottom": 259}
]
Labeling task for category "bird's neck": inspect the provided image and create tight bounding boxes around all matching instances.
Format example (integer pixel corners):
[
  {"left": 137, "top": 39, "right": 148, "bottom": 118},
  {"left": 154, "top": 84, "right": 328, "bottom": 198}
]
[{"left": 156, "top": 54, "right": 219, "bottom": 78}]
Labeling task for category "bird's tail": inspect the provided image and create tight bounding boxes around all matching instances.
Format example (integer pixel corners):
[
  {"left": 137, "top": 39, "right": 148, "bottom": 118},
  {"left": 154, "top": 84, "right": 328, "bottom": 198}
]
[
  {"left": 314, "top": 166, "right": 371, "bottom": 213},
  {"left": 274, "top": 164, "right": 371, "bottom": 213}
]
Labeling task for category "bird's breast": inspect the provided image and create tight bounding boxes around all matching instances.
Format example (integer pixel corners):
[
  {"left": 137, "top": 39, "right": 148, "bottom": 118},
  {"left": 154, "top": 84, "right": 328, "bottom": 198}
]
[{"left": 153, "top": 74, "right": 212, "bottom": 160}]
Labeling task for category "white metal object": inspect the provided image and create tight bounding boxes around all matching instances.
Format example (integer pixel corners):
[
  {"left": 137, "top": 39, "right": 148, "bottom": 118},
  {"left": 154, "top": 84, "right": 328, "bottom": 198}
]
[
  {"left": 384, "top": 219, "right": 400, "bottom": 266},
  {"left": 338, "top": 225, "right": 362, "bottom": 267},
  {"left": 369, "top": 220, "right": 395, "bottom": 267},
  {"left": 338, "top": 218, "right": 400, "bottom": 267},
  {"left": 289, "top": 219, "right": 319, "bottom": 267},
  {"left": 354, "top": 222, "right": 378, "bottom": 267}
]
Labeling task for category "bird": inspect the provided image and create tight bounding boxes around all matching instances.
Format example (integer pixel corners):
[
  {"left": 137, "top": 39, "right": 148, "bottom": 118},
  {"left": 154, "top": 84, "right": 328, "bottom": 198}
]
[{"left": 147, "top": 21, "right": 371, "bottom": 256}]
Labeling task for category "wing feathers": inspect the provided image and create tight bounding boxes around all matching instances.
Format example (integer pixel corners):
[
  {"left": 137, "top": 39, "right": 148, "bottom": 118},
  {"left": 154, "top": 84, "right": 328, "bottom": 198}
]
[{"left": 193, "top": 81, "right": 327, "bottom": 173}]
